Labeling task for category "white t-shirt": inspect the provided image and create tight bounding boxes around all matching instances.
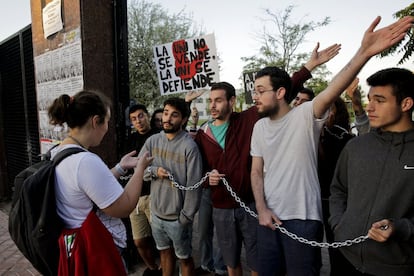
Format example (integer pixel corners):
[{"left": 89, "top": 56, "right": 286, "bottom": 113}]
[
  {"left": 52, "top": 144, "right": 126, "bottom": 248},
  {"left": 251, "top": 102, "right": 326, "bottom": 221}
]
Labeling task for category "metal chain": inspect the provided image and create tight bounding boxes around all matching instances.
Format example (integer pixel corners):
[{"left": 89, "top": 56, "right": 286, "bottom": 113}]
[
  {"left": 167, "top": 172, "right": 369, "bottom": 248},
  {"left": 167, "top": 172, "right": 209, "bottom": 191},
  {"left": 119, "top": 175, "right": 131, "bottom": 181}
]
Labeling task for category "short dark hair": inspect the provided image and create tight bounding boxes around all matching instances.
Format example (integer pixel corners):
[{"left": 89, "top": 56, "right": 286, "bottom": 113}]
[
  {"left": 150, "top": 108, "right": 163, "bottom": 129},
  {"left": 367, "top": 68, "right": 414, "bottom": 113},
  {"left": 163, "top": 97, "right": 190, "bottom": 119},
  {"left": 211, "top": 81, "right": 236, "bottom": 100},
  {"left": 129, "top": 104, "right": 148, "bottom": 115},
  {"left": 255, "top": 66, "right": 292, "bottom": 102},
  {"left": 298, "top": 87, "right": 315, "bottom": 100}
]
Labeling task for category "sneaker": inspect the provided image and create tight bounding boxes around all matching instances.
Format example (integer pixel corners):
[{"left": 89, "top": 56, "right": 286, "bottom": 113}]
[
  {"left": 214, "top": 269, "right": 228, "bottom": 275},
  {"left": 142, "top": 267, "right": 162, "bottom": 276},
  {"left": 195, "top": 266, "right": 213, "bottom": 275}
]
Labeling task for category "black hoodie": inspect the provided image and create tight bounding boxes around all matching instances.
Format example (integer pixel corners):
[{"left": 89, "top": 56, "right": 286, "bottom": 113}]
[{"left": 329, "top": 128, "right": 414, "bottom": 276}]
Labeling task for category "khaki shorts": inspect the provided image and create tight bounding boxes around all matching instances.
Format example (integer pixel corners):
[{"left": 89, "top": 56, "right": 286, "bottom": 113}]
[{"left": 129, "top": 195, "right": 152, "bottom": 240}]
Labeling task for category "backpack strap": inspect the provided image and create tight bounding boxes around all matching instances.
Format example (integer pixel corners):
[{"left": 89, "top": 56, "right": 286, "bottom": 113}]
[
  {"left": 40, "top": 143, "right": 60, "bottom": 161},
  {"left": 52, "top": 147, "right": 86, "bottom": 166}
]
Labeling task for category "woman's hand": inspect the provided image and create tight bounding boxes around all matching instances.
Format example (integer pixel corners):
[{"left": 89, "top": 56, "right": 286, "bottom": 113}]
[{"left": 136, "top": 152, "right": 154, "bottom": 170}]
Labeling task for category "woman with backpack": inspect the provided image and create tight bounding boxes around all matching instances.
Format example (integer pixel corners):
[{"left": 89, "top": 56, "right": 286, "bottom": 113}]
[{"left": 48, "top": 90, "right": 153, "bottom": 275}]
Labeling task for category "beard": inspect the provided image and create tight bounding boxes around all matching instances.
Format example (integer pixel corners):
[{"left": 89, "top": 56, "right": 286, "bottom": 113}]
[
  {"left": 258, "top": 103, "right": 279, "bottom": 118},
  {"left": 211, "top": 103, "right": 232, "bottom": 120},
  {"left": 163, "top": 122, "right": 181, "bottom": 133}
]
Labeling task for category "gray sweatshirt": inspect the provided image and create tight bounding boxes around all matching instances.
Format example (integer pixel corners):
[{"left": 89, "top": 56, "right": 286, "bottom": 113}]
[
  {"left": 140, "top": 130, "right": 202, "bottom": 225},
  {"left": 330, "top": 128, "right": 414, "bottom": 276}
]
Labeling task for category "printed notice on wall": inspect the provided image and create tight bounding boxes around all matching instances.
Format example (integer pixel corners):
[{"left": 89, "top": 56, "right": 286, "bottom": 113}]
[
  {"left": 43, "top": 0, "right": 63, "bottom": 39},
  {"left": 153, "top": 33, "right": 219, "bottom": 95},
  {"left": 34, "top": 28, "right": 83, "bottom": 153}
]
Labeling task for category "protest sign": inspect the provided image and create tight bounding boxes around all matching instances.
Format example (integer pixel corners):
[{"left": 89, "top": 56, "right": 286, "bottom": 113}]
[
  {"left": 153, "top": 33, "right": 219, "bottom": 95},
  {"left": 243, "top": 71, "right": 258, "bottom": 104}
]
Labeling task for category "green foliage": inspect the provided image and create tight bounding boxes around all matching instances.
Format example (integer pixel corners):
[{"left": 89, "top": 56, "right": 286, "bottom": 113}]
[
  {"left": 241, "top": 5, "right": 330, "bottom": 74},
  {"left": 234, "top": 89, "right": 247, "bottom": 112},
  {"left": 128, "top": 0, "right": 203, "bottom": 110},
  {"left": 240, "top": 5, "right": 334, "bottom": 101},
  {"left": 379, "top": 3, "right": 414, "bottom": 65}
]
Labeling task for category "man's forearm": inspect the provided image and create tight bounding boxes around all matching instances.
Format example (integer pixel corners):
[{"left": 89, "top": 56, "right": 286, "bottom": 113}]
[{"left": 251, "top": 173, "right": 267, "bottom": 213}]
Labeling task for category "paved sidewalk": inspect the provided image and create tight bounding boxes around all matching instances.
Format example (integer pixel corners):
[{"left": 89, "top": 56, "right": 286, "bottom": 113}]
[{"left": 0, "top": 205, "right": 41, "bottom": 275}]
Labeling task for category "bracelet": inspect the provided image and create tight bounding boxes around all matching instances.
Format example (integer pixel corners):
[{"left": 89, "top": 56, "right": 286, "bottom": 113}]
[{"left": 115, "top": 163, "right": 127, "bottom": 176}]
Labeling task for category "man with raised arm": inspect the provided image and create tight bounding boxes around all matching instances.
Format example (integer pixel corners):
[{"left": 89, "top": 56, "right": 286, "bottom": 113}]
[{"left": 250, "top": 16, "right": 413, "bottom": 275}]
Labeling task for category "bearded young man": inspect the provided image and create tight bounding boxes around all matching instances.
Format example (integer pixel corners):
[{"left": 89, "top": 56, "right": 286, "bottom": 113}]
[{"left": 139, "top": 98, "right": 203, "bottom": 276}]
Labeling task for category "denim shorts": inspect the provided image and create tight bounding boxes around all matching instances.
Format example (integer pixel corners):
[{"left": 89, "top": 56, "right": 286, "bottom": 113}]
[
  {"left": 150, "top": 213, "right": 192, "bottom": 259},
  {"left": 213, "top": 203, "right": 258, "bottom": 271}
]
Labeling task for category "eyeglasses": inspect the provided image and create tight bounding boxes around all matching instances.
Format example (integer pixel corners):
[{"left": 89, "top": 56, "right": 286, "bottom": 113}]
[{"left": 251, "top": 89, "right": 275, "bottom": 97}]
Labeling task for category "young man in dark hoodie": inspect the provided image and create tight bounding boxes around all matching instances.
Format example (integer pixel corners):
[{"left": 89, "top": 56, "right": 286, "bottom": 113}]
[{"left": 329, "top": 67, "right": 414, "bottom": 276}]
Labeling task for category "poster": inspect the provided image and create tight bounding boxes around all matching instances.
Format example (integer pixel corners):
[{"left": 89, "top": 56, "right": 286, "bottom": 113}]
[
  {"left": 243, "top": 71, "right": 257, "bottom": 104},
  {"left": 153, "top": 33, "right": 219, "bottom": 95},
  {"left": 34, "top": 28, "right": 83, "bottom": 153},
  {"left": 42, "top": 0, "right": 63, "bottom": 39}
]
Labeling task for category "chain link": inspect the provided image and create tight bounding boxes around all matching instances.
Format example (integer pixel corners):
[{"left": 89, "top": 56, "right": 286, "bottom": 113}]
[
  {"left": 167, "top": 172, "right": 369, "bottom": 248},
  {"left": 167, "top": 172, "right": 209, "bottom": 191}
]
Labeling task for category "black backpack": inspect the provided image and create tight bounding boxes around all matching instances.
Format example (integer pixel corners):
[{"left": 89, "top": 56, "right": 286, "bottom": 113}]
[{"left": 8, "top": 147, "right": 85, "bottom": 276}]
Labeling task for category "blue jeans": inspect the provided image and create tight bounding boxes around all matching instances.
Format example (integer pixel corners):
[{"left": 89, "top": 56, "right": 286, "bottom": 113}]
[
  {"left": 198, "top": 188, "right": 226, "bottom": 272},
  {"left": 257, "top": 219, "right": 323, "bottom": 276}
]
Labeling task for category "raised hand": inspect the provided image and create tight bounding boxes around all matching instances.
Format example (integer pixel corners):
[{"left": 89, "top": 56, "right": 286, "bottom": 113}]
[
  {"left": 345, "top": 78, "right": 365, "bottom": 116},
  {"left": 185, "top": 89, "right": 207, "bottom": 102},
  {"left": 359, "top": 16, "right": 414, "bottom": 59},
  {"left": 191, "top": 107, "right": 199, "bottom": 124},
  {"left": 305, "top": 42, "right": 341, "bottom": 71},
  {"left": 345, "top": 78, "right": 360, "bottom": 99}
]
